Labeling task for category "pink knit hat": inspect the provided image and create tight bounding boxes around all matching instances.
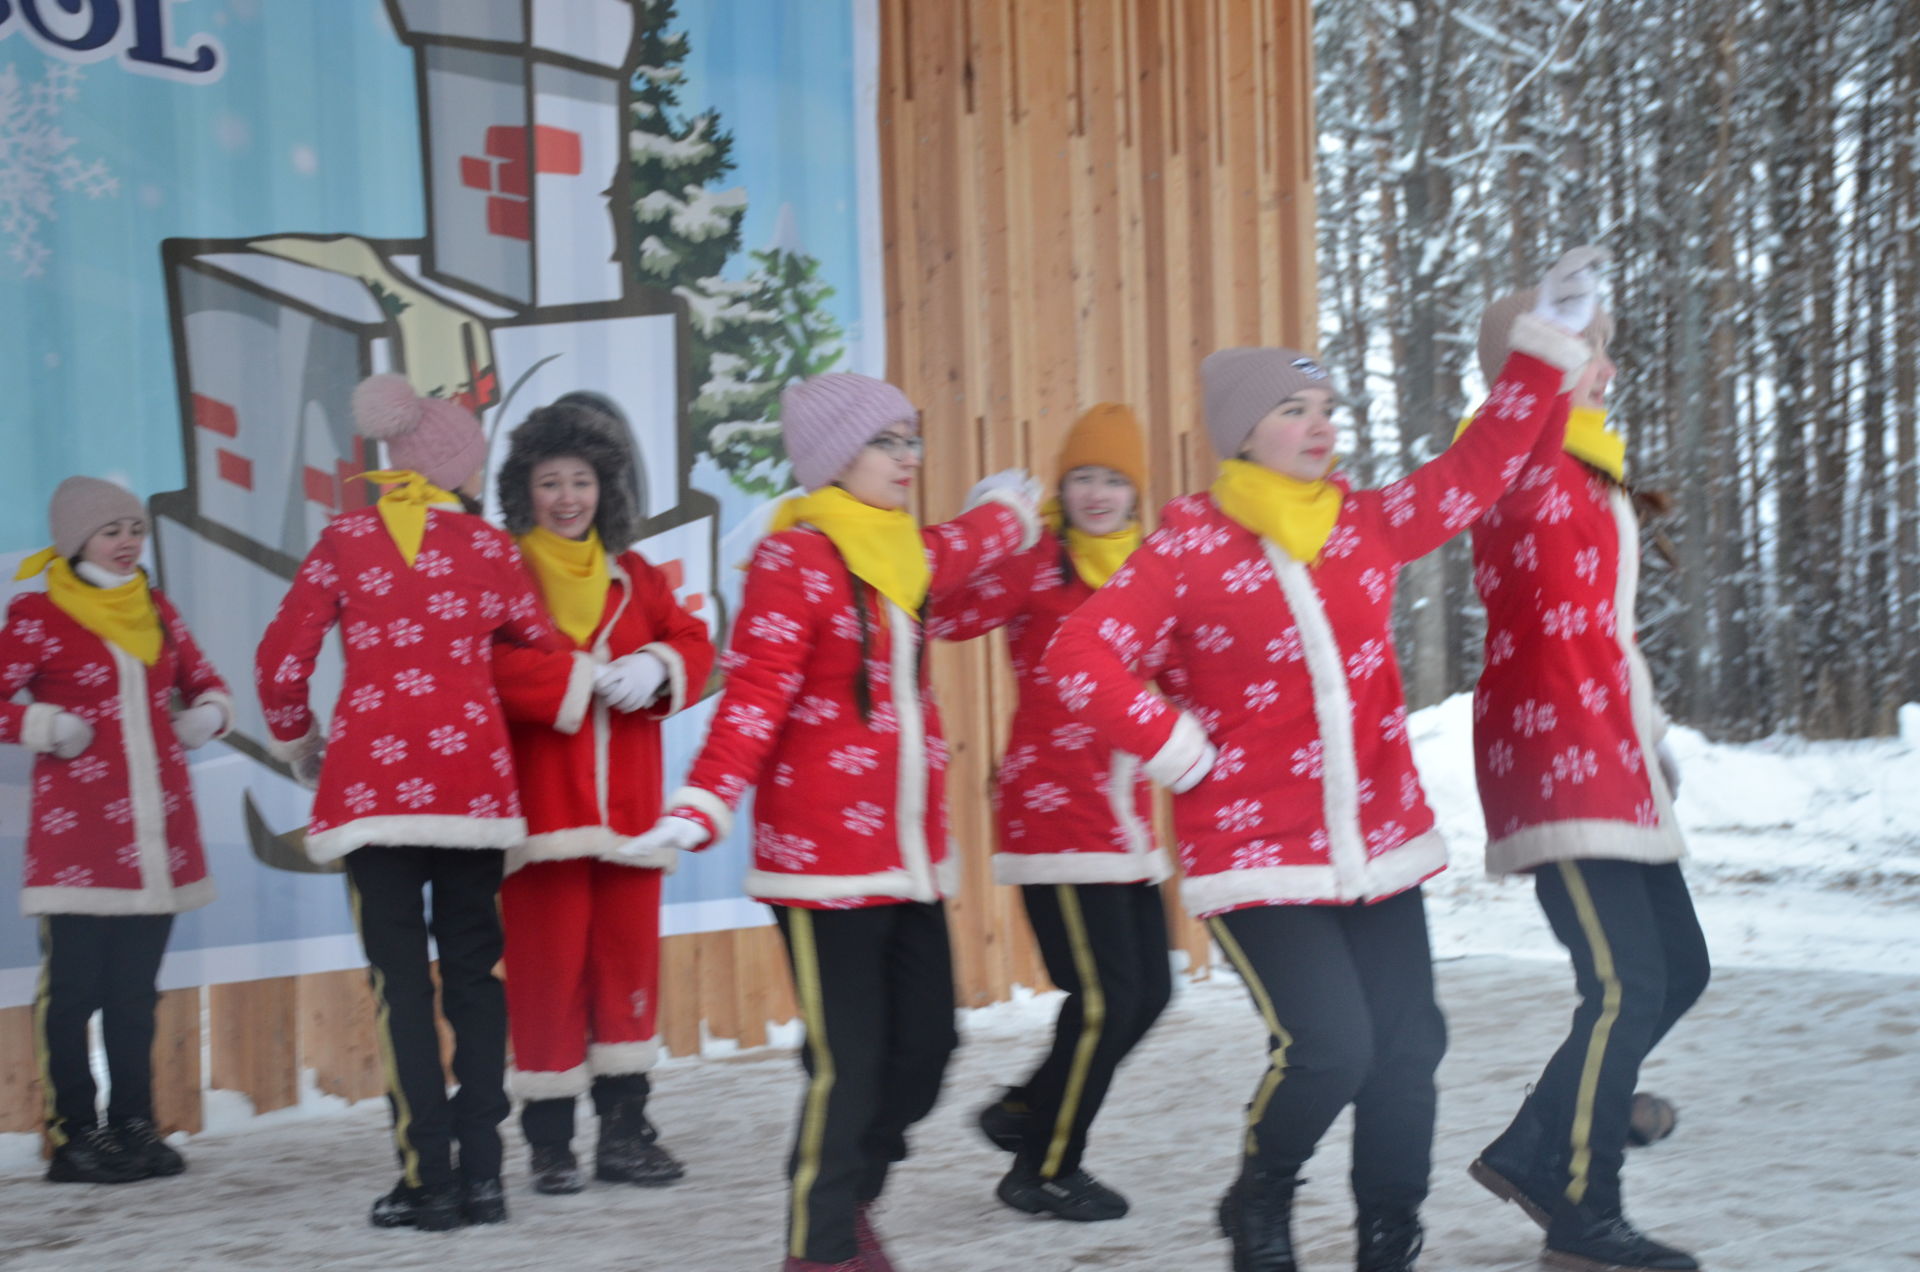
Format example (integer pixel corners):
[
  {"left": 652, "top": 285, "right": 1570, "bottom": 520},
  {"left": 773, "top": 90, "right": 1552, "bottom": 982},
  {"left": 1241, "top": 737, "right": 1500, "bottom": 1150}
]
[
  {"left": 780, "top": 373, "right": 919, "bottom": 492},
  {"left": 48, "top": 475, "right": 146, "bottom": 559},
  {"left": 352, "top": 373, "right": 488, "bottom": 490},
  {"left": 1200, "top": 348, "right": 1338, "bottom": 458}
]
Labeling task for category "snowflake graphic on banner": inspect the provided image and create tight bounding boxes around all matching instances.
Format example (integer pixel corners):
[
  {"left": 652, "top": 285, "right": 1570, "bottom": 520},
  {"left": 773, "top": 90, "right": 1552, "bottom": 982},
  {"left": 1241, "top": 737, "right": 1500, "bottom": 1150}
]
[{"left": 0, "top": 62, "right": 118, "bottom": 278}]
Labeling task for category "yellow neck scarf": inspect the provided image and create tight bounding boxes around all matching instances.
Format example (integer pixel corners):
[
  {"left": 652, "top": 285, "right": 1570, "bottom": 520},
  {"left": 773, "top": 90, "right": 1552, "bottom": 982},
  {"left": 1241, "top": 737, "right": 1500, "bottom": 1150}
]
[
  {"left": 516, "top": 526, "right": 610, "bottom": 646},
  {"left": 1564, "top": 406, "right": 1625, "bottom": 482},
  {"left": 1210, "top": 458, "right": 1345, "bottom": 563},
  {"left": 1454, "top": 404, "right": 1625, "bottom": 483},
  {"left": 768, "top": 486, "right": 930, "bottom": 613},
  {"left": 1043, "top": 498, "right": 1143, "bottom": 589},
  {"left": 13, "top": 551, "right": 163, "bottom": 665},
  {"left": 359, "top": 469, "right": 460, "bottom": 566}
]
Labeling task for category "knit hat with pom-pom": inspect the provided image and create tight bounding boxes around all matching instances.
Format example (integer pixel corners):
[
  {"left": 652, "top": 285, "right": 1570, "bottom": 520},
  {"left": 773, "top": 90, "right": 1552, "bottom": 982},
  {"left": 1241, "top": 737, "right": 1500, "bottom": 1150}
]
[{"left": 352, "top": 374, "right": 488, "bottom": 491}]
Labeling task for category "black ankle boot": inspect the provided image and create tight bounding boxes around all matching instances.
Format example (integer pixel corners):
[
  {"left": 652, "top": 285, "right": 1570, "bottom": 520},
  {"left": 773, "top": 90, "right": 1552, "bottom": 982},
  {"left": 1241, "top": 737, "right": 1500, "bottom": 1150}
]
[
  {"left": 596, "top": 1095, "right": 684, "bottom": 1186},
  {"left": 1469, "top": 1102, "right": 1563, "bottom": 1232},
  {"left": 45, "top": 1124, "right": 145, "bottom": 1184},
  {"left": 113, "top": 1117, "right": 185, "bottom": 1177},
  {"left": 369, "top": 1179, "right": 463, "bottom": 1231},
  {"left": 460, "top": 1176, "right": 507, "bottom": 1225},
  {"left": 976, "top": 1089, "right": 1030, "bottom": 1153},
  {"left": 1356, "top": 1208, "right": 1424, "bottom": 1271},
  {"left": 995, "top": 1158, "right": 1129, "bottom": 1222},
  {"left": 1218, "top": 1168, "right": 1298, "bottom": 1272},
  {"left": 528, "top": 1142, "right": 583, "bottom": 1194},
  {"left": 1544, "top": 1201, "right": 1699, "bottom": 1271}
]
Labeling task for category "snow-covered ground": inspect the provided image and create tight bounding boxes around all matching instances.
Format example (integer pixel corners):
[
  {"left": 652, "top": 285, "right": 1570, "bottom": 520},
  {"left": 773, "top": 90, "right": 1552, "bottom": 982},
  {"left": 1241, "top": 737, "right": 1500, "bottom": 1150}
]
[{"left": 2, "top": 697, "right": 1916, "bottom": 1270}]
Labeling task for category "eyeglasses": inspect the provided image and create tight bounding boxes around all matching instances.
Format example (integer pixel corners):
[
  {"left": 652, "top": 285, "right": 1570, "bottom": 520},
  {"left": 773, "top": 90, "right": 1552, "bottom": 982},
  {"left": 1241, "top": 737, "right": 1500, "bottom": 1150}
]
[{"left": 866, "top": 433, "right": 925, "bottom": 460}]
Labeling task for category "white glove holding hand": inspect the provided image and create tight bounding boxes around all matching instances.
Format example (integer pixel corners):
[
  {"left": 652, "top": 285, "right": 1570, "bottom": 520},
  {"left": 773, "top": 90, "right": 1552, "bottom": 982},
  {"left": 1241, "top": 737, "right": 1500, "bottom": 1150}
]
[
  {"left": 620, "top": 813, "right": 712, "bottom": 860},
  {"left": 1531, "top": 245, "right": 1609, "bottom": 337},
  {"left": 594, "top": 652, "right": 670, "bottom": 714},
  {"left": 172, "top": 702, "right": 226, "bottom": 751},
  {"left": 50, "top": 712, "right": 94, "bottom": 760},
  {"left": 1655, "top": 738, "right": 1681, "bottom": 798},
  {"left": 964, "top": 467, "right": 1045, "bottom": 547},
  {"left": 1168, "top": 738, "right": 1219, "bottom": 794}
]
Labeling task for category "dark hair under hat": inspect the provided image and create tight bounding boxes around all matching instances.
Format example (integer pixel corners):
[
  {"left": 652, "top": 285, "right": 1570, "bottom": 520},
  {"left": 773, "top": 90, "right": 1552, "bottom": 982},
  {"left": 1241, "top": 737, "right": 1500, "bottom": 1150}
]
[{"left": 496, "top": 398, "right": 642, "bottom": 549}]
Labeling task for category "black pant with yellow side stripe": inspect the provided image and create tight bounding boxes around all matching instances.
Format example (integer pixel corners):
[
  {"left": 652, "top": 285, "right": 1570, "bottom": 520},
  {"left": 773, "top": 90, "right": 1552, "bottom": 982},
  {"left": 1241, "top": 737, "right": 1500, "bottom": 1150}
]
[
  {"left": 1526, "top": 859, "right": 1710, "bottom": 1216},
  {"left": 35, "top": 913, "right": 174, "bottom": 1144},
  {"left": 774, "top": 900, "right": 958, "bottom": 1264},
  {"left": 345, "top": 845, "right": 510, "bottom": 1192},
  {"left": 1211, "top": 888, "right": 1449, "bottom": 1214},
  {"left": 1011, "top": 880, "right": 1173, "bottom": 1179}
]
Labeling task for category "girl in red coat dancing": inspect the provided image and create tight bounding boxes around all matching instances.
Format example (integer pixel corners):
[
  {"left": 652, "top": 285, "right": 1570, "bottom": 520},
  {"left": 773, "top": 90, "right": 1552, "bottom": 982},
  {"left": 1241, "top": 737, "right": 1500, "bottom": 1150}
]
[
  {"left": 933, "top": 404, "right": 1171, "bottom": 1223},
  {"left": 4, "top": 477, "right": 232, "bottom": 1184},
  {"left": 257, "top": 376, "right": 567, "bottom": 1232},
  {"left": 626, "top": 372, "right": 1040, "bottom": 1271},
  {"left": 490, "top": 396, "right": 715, "bottom": 1195},
  {"left": 1461, "top": 288, "right": 1708, "bottom": 1272},
  {"left": 1045, "top": 251, "right": 1605, "bottom": 1272}
]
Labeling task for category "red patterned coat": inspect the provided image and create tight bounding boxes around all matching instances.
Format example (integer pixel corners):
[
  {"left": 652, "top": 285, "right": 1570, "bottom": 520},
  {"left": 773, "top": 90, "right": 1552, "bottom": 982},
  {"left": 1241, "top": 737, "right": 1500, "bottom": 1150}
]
[
  {"left": 1, "top": 588, "right": 231, "bottom": 915},
  {"left": 492, "top": 549, "right": 716, "bottom": 873},
  {"left": 1045, "top": 328, "right": 1588, "bottom": 917},
  {"left": 1467, "top": 442, "right": 1682, "bottom": 875},
  {"left": 667, "top": 499, "right": 1032, "bottom": 909},
  {"left": 256, "top": 506, "right": 567, "bottom": 863},
  {"left": 929, "top": 537, "right": 1167, "bottom": 886}
]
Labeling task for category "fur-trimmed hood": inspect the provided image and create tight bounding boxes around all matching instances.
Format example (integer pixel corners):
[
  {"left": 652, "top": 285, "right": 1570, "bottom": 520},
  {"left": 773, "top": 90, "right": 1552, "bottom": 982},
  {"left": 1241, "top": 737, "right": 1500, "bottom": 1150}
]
[{"left": 496, "top": 396, "right": 642, "bottom": 549}]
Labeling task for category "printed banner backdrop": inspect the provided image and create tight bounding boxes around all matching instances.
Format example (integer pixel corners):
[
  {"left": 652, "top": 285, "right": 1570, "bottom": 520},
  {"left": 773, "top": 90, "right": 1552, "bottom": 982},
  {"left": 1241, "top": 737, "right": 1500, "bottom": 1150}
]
[{"left": 0, "top": 0, "right": 884, "bottom": 1006}]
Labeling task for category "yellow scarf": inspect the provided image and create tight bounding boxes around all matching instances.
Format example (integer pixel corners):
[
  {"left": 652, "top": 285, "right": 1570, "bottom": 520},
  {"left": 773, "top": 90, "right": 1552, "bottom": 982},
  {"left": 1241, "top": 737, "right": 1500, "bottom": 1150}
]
[
  {"left": 359, "top": 469, "right": 460, "bottom": 566},
  {"left": 1453, "top": 404, "right": 1625, "bottom": 483},
  {"left": 768, "top": 486, "right": 930, "bottom": 613},
  {"left": 1209, "top": 458, "right": 1345, "bottom": 563},
  {"left": 516, "top": 526, "right": 610, "bottom": 646},
  {"left": 13, "top": 551, "right": 163, "bottom": 665},
  {"left": 1042, "top": 498, "right": 1142, "bottom": 588}
]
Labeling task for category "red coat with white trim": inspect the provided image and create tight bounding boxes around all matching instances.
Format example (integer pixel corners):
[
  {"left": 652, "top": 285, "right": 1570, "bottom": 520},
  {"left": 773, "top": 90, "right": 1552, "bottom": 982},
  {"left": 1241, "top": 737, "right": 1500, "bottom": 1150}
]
[
  {"left": 492, "top": 548, "right": 716, "bottom": 873},
  {"left": 1468, "top": 441, "right": 1682, "bottom": 875},
  {"left": 1045, "top": 338, "right": 1585, "bottom": 917},
  {"left": 0, "top": 588, "right": 231, "bottom": 915},
  {"left": 256, "top": 506, "right": 567, "bottom": 863},
  {"left": 929, "top": 536, "right": 1166, "bottom": 886},
  {"left": 669, "top": 500, "right": 1030, "bottom": 909}
]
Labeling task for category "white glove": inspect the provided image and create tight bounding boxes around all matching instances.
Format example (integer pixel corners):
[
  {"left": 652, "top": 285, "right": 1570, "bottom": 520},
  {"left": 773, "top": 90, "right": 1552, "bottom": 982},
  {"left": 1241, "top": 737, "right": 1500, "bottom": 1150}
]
[
  {"left": 964, "top": 467, "right": 1044, "bottom": 519},
  {"left": 1531, "top": 245, "right": 1609, "bottom": 336},
  {"left": 594, "top": 652, "right": 670, "bottom": 713},
  {"left": 50, "top": 712, "right": 94, "bottom": 760},
  {"left": 1167, "top": 738, "right": 1219, "bottom": 794},
  {"left": 286, "top": 729, "right": 328, "bottom": 790},
  {"left": 1655, "top": 738, "right": 1680, "bottom": 798},
  {"left": 620, "top": 814, "right": 712, "bottom": 859},
  {"left": 171, "top": 703, "right": 226, "bottom": 751}
]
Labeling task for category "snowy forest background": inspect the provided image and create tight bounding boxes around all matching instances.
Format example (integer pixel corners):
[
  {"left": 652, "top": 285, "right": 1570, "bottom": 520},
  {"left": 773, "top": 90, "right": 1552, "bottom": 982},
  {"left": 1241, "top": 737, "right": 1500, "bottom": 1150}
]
[{"left": 1313, "top": 0, "right": 1919, "bottom": 741}]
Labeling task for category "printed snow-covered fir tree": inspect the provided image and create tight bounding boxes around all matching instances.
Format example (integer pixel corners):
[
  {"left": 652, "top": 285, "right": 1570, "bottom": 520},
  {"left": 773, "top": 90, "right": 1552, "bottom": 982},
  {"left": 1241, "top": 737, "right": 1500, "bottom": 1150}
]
[
  {"left": 627, "top": 0, "right": 845, "bottom": 495},
  {"left": 0, "top": 62, "right": 118, "bottom": 279}
]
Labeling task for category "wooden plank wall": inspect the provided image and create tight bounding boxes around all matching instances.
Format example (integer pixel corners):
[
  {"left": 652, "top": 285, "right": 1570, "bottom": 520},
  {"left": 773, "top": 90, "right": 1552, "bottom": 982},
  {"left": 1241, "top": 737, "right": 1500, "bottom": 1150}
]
[{"left": 0, "top": 0, "right": 1317, "bottom": 1136}]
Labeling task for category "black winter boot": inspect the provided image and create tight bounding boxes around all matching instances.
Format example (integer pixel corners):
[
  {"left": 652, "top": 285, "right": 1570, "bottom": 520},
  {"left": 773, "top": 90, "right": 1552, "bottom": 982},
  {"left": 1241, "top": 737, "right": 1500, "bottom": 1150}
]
[
  {"left": 1469, "top": 1101, "right": 1563, "bottom": 1232},
  {"left": 45, "top": 1124, "right": 145, "bottom": 1184},
  {"left": 595, "top": 1085, "right": 685, "bottom": 1187},
  {"left": 528, "top": 1142, "right": 584, "bottom": 1194},
  {"left": 976, "top": 1088, "right": 1030, "bottom": 1153},
  {"left": 113, "top": 1117, "right": 185, "bottom": 1177},
  {"left": 460, "top": 1175, "right": 507, "bottom": 1225},
  {"left": 1544, "top": 1202, "right": 1699, "bottom": 1271},
  {"left": 995, "top": 1158, "right": 1129, "bottom": 1221},
  {"left": 1217, "top": 1168, "right": 1299, "bottom": 1272},
  {"left": 1355, "top": 1208, "right": 1424, "bottom": 1271},
  {"left": 369, "top": 1179, "right": 464, "bottom": 1231}
]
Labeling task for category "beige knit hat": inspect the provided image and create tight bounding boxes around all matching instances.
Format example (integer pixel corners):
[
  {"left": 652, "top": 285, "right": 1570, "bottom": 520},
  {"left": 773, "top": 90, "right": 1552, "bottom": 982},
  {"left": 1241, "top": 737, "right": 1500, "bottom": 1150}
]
[
  {"left": 1478, "top": 289, "right": 1614, "bottom": 385},
  {"left": 49, "top": 476, "right": 146, "bottom": 559},
  {"left": 1200, "top": 348, "right": 1337, "bottom": 458}
]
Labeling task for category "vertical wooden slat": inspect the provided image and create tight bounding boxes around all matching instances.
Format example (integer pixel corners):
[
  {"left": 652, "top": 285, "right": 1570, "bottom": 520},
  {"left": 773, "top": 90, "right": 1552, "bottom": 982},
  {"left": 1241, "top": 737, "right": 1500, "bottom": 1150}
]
[
  {"left": 150, "top": 987, "right": 203, "bottom": 1135},
  {"left": 698, "top": 927, "right": 741, "bottom": 1046},
  {"left": 0, "top": 1004, "right": 44, "bottom": 1134},
  {"left": 659, "top": 933, "right": 702, "bottom": 1059},
  {"left": 208, "top": 977, "right": 299, "bottom": 1115},
  {"left": 298, "top": 967, "right": 383, "bottom": 1104}
]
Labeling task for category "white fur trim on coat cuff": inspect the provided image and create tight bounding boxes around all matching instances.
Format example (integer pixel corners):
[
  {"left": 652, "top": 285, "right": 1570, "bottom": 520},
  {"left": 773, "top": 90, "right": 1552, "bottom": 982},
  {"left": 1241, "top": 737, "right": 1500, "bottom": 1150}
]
[
  {"left": 19, "top": 702, "right": 63, "bottom": 754},
  {"left": 266, "top": 721, "right": 325, "bottom": 766},
  {"left": 639, "top": 642, "right": 689, "bottom": 717},
  {"left": 589, "top": 1040, "right": 660, "bottom": 1076},
  {"left": 1507, "top": 311, "right": 1596, "bottom": 376},
  {"left": 745, "top": 867, "right": 937, "bottom": 905},
  {"left": 666, "top": 786, "right": 732, "bottom": 842},
  {"left": 969, "top": 488, "right": 1042, "bottom": 551},
  {"left": 993, "top": 848, "right": 1171, "bottom": 886},
  {"left": 305, "top": 815, "right": 526, "bottom": 864},
  {"left": 510, "top": 1064, "right": 591, "bottom": 1100},
  {"left": 189, "top": 690, "right": 236, "bottom": 739},
  {"left": 1141, "top": 713, "right": 1209, "bottom": 788},
  {"left": 555, "top": 652, "right": 596, "bottom": 736}
]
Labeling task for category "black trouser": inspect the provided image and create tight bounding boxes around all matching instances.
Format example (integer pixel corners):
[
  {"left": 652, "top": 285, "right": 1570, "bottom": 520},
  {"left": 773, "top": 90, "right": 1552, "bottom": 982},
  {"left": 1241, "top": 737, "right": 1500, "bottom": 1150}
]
[
  {"left": 1520, "top": 859, "right": 1710, "bottom": 1216},
  {"left": 521, "top": 1072, "right": 649, "bottom": 1148},
  {"left": 775, "top": 900, "right": 959, "bottom": 1264},
  {"left": 34, "top": 914, "right": 174, "bottom": 1145},
  {"left": 1011, "top": 881, "right": 1172, "bottom": 1178},
  {"left": 345, "top": 846, "right": 509, "bottom": 1191},
  {"left": 1211, "top": 888, "right": 1449, "bottom": 1215}
]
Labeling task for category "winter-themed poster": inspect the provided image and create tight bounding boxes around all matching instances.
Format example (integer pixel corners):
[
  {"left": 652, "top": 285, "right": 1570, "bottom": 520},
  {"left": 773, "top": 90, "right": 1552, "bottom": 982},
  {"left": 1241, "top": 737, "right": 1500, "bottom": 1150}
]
[{"left": 0, "top": 0, "right": 883, "bottom": 1006}]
